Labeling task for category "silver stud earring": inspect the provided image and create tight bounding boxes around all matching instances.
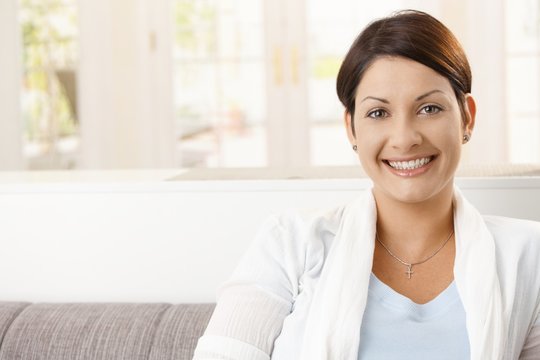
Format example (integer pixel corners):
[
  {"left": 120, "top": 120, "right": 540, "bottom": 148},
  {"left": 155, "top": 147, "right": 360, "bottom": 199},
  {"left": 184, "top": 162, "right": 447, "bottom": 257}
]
[
  {"left": 463, "top": 134, "right": 470, "bottom": 143},
  {"left": 352, "top": 145, "right": 358, "bottom": 151}
]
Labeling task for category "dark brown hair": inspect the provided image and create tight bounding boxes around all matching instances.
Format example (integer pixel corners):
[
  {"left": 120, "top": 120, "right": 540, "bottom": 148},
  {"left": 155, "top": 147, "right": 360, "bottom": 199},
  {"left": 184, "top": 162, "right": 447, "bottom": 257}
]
[{"left": 336, "top": 10, "right": 472, "bottom": 135}]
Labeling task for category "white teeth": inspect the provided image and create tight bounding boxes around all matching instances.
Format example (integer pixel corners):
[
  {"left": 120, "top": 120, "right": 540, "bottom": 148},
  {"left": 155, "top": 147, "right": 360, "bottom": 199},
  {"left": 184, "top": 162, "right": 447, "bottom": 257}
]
[{"left": 388, "top": 157, "right": 432, "bottom": 170}]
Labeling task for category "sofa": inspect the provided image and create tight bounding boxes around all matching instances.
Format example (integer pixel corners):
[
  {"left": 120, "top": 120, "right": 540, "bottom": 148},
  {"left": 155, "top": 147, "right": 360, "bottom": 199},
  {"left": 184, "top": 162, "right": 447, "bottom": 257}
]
[{"left": 0, "top": 301, "right": 214, "bottom": 359}]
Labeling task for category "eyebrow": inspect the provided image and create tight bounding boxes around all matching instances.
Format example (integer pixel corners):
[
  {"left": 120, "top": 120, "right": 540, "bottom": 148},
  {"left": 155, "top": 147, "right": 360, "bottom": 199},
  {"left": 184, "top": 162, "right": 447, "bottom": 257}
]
[
  {"left": 415, "top": 89, "right": 445, "bottom": 101},
  {"left": 360, "top": 89, "right": 446, "bottom": 104}
]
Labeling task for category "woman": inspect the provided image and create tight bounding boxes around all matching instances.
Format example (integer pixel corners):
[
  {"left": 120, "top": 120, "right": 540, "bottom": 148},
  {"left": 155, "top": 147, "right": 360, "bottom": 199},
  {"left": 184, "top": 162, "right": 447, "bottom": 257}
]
[{"left": 193, "top": 10, "right": 540, "bottom": 359}]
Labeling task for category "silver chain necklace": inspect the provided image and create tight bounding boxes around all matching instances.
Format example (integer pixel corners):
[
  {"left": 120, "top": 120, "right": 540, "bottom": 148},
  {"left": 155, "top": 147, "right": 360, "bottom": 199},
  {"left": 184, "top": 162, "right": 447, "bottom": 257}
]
[{"left": 375, "top": 230, "right": 454, "bottom": 279}]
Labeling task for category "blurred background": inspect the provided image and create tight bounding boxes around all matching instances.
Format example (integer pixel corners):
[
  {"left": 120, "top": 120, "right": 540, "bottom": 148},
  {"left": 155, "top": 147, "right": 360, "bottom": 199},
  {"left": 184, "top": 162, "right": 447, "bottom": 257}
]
[{"left": 0, "top": 0, "right": 538, "bottom": 172}]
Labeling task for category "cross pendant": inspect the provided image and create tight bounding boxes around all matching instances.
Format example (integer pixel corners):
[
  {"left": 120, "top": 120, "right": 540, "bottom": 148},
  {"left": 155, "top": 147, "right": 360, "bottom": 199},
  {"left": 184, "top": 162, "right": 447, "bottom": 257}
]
[{"left": 405, "top": 264, "right": 414, "bottom": 279}]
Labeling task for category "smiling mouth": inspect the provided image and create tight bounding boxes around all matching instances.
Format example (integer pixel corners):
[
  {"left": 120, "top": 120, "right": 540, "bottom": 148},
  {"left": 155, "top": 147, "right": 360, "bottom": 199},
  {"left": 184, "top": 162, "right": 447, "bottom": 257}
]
[{"left": 383, "top": 156, "right": 435, "bottom": 170}]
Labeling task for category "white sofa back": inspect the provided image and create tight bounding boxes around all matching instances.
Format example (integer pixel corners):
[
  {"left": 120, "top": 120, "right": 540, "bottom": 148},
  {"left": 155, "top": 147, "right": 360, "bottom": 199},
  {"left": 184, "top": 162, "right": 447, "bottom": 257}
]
[{"left": 1, "top": 174, "right": 539, "bottom": 303}]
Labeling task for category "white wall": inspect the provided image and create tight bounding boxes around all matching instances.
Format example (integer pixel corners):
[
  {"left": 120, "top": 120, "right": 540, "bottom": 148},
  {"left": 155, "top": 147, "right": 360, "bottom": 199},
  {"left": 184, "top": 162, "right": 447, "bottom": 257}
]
[{"left": 0, "top": 175, "right": 539, "bottom": 303}]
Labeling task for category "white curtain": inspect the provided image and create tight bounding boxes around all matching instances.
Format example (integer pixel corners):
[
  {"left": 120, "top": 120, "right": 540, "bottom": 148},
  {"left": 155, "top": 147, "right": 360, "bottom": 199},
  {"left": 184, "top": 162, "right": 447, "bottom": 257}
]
[
  {"left": 77, "top": 0, "right": 176, "bottom": 169},
  {"left": 0, "top": 0, "right": 24, "bottom": 170}
]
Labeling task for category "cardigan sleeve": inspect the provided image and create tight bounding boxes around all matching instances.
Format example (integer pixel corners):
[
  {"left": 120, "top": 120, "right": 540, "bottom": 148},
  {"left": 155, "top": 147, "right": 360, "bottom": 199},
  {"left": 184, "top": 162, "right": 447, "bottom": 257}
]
[
  {"left": 517, "top": 219, "right": 540, "bottom": 360},
  {"left": 193, "top": 214, "right": 307, "bottom": 359}
]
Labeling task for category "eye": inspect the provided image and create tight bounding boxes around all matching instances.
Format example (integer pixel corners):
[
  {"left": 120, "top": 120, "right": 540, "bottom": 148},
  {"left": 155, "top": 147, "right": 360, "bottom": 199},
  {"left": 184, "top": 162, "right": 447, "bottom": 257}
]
[
  {"left": 419, "top": 104, "right": 443, "bottom": 115},
  {"left": 367, "top": 109, "right": 388, "bottom": 119}
]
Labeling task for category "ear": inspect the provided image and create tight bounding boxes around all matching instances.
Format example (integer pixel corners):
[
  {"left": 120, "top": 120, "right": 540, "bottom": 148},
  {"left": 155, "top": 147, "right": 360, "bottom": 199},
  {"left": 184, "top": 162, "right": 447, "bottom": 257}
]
[
  {"left": 344, "top": 110, "right": 356, "bottom": 145},
  {"left": 462, "top": 94, "right": 476, "bottom": 135}
]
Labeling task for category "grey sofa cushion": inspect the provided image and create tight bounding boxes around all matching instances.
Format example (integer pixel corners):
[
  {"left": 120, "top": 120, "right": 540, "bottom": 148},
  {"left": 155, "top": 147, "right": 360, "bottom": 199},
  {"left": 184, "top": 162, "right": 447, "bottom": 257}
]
[
  {"left": 0, "top": 302, "right": 31, "bottom": 344},
  {"left": 0, "top": 303, "right": 171, "bottom": 360},
  {"left": 149, "top": 303, "right": 215, "bottom": 360}
]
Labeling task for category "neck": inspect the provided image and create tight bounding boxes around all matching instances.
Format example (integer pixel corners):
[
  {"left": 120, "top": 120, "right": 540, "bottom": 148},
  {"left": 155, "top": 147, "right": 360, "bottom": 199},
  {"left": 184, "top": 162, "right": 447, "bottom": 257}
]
[{"left": 373, "top": 185, "right": 454, "bottom": 260}]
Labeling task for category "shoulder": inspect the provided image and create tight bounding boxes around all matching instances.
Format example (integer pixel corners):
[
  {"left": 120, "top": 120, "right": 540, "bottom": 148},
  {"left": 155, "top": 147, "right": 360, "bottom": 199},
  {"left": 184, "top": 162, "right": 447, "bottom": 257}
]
[
  {"left": 271, "top": 204, "right": 346, "bottom": 242},
  {"left": 246, "top": 202, "right": 347, "bottom": 262},
  {"left": 483, "top": 215, "right": 540, "bottom": 270},
  {"left": 483, "top": 216, "right": 540, "bottom": 326},
  {"left": 483, "top": 215, "right": 540, "bottom": 245},
  {"left": 257, "top": 203, "right": 347, "bottom": 276}
]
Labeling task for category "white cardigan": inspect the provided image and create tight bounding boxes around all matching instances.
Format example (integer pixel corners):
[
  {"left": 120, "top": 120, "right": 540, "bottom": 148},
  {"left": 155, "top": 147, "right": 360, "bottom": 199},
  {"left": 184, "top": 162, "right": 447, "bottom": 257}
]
[{"left": 194, "top": 187, "right": 540, "bottom": 359}]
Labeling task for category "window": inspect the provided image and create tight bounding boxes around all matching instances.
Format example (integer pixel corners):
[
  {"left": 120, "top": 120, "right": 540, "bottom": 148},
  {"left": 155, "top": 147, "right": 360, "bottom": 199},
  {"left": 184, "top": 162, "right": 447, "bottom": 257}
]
[
  {"left": 172, "top": 0, "right": 266, "bottom": 167},
  {"left": 13, "top": 0, "right": 540, "bottom": 171},
  {"left": 19, "top": 0, "right": 79, "bottom": 169}
]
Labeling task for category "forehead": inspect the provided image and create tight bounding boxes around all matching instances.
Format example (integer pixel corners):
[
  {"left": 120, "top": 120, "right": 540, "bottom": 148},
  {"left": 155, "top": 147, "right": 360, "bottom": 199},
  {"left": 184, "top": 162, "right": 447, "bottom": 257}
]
[{"left": 355, "top": 56, "right": 454, "bottom": 100}]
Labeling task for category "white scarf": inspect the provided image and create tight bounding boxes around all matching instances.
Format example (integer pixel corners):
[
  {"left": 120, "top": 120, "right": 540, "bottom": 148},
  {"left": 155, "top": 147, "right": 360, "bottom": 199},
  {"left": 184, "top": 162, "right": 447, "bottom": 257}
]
[{"left": 300, "top": 186, "right": 506, "bottom": 360}]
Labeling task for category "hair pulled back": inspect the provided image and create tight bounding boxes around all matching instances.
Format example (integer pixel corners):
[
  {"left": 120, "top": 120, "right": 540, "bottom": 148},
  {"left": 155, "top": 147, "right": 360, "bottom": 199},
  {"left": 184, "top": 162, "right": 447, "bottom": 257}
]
[{"left": 336, "top": 10, "right": 472, "bottom": 134}]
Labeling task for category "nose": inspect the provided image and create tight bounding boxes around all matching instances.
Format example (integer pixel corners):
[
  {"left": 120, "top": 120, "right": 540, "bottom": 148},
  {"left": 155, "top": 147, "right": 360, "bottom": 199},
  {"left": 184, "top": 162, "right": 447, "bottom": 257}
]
[{"left": 388, "top": 116, "right": 422, "bottom": 151}]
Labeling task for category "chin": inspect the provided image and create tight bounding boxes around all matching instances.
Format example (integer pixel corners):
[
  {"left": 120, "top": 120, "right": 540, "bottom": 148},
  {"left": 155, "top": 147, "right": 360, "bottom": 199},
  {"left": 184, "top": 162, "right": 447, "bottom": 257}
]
[
  {"left": 392, "top": 190, "right": 439, "bottom": 204},
  {"left": 374, "top": 180, "right": 454, "bottom": 205}
]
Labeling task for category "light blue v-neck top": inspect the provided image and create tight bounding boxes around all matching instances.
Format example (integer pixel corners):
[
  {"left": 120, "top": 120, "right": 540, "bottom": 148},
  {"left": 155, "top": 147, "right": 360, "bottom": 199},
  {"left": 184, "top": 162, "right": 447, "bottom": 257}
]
[{"left": 358, "top": 273, "right": 470, "bottom": 360}]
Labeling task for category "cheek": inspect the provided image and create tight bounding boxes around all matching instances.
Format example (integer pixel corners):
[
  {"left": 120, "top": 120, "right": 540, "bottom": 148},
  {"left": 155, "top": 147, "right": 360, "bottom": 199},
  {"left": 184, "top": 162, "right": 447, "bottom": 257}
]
[
  {"left": 356, "top": 130, "right": 384, "bottom": 163},
  {"left": 432, "top": 128, "right": 463, "bottom": 162},
  {"left": 359, "top": 118, "right": 396, "bottom": 150},
  {"left": 427, "top": 116, "right": 463, "bottom": 147}
]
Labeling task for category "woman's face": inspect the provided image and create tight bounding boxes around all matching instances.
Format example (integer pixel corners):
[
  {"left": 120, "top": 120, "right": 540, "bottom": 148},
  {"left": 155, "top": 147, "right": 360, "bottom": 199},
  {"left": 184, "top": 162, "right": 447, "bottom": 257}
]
[{"left": 345, "top": 56, "right": 475, "bottom": 205}]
